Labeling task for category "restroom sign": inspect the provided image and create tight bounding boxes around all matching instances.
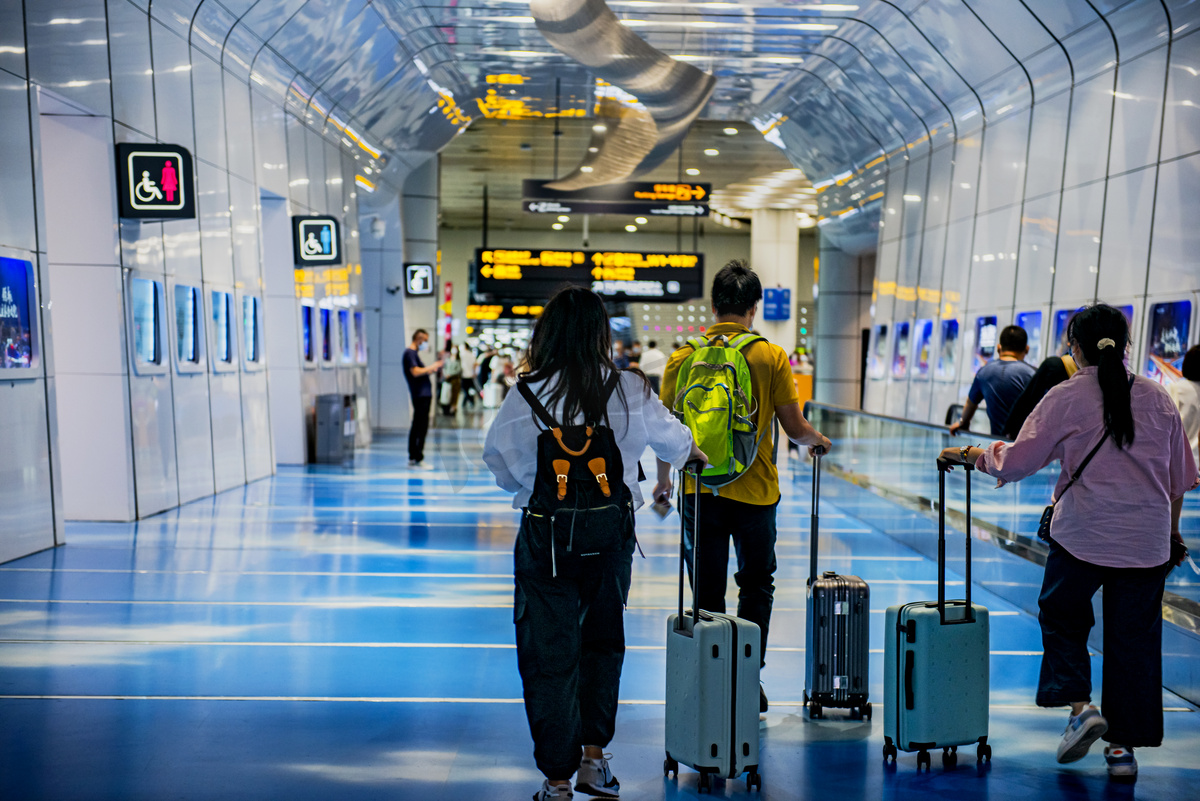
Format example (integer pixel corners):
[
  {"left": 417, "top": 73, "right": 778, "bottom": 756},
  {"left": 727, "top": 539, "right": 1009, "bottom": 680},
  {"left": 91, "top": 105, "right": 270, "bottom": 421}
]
[
  {"left": 292, "top": 216, "right": 342, "bottom": 266},
  {"left": 116, "top": 143, "right": 195, "bottom": 219}
]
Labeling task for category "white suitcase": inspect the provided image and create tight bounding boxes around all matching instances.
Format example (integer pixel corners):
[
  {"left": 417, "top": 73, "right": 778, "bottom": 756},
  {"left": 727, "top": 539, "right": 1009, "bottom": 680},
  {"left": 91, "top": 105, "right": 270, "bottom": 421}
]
[
  {"left": 664, "top": 462, "right": 762, "bottom": 793},
  {"left": 482, "top": 382, "right": 503, "bottom": 408}
]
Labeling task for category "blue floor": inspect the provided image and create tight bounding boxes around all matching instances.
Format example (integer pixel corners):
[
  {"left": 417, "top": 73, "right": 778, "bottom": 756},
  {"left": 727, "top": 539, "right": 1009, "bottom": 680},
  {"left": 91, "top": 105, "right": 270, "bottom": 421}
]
[{"left": 0, "top": 429, "right": 1197, "bottom": 800}]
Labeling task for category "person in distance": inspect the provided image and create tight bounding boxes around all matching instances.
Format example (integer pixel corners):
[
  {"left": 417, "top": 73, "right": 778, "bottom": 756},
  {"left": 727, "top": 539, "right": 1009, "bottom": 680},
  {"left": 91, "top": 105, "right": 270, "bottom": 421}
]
[{"left": 950, "top": 324, "right": 1035, "bottom": 437}]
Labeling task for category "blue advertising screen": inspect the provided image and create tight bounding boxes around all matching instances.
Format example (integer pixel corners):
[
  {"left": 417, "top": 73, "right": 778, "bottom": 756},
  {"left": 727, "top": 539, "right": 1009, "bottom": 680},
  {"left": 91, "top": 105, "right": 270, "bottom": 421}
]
[
  {"left": 1015, "top": 310, "right": 1043, "bottom": 364},
  {"left": 338, "top": 309, "right": 351, "bottom": 362},
  {"left": 936, "top": 319, "right": 959, "bottom": 381},
  {"left": 892, "top": 321, "right": 910, "bottom": 378},
  {"left": 868, "top": 324, "right": 888, "bottom": 379},
  {"left": 973, "top": 315, "right": 998, "bottom": 373},
  {"left": 0, "top": 257, "right": 35, "bottom": 370},
  {"left": 212, "top": 290, "right": 232, "bottom": 362},
  {"left": 320, "top": 308, "right": 332, "bottom": 361},
  {"left": 175, "top": 285, "right": 199, "bottom": 363},
  {"left": 354, "top": 311, "right": 366, "bottom": 363},
  {"left": 243, "top": 296, "right": 259, "bottom": 363},
  {"left": 302, "top": 305, "right": 314, "bottom": 362},
  {"left": 913, "top": 319, "right": 934, "bottom": 377},
  {"left": 1145, "top": 300, "right": 1192, "bottom": 384},
  {"left": 131, "top": 278, "right": 160, "bottom": 366}
]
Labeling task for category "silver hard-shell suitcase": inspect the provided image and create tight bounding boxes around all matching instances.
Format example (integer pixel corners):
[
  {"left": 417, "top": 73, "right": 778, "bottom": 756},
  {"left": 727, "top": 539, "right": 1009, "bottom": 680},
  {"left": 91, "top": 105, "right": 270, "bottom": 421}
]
[
  {"left": 804, "top": 451, "right": 871, "bottom": 719},
  {"left": 664, "top": 461, "right": 762, "bottom": 793}
]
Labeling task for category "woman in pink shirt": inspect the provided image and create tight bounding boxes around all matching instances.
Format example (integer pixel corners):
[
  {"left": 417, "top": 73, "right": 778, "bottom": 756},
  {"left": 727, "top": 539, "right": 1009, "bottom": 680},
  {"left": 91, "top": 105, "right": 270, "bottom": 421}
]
[{"left": 941, "top": 304, "right": 1197, "bottom": 782}]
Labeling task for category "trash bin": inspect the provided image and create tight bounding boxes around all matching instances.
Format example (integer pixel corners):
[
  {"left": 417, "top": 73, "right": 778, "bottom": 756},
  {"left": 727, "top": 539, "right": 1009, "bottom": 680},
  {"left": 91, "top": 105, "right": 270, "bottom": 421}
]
[{"left": 315, "top": 393, "right": 355, "bottom": 464}]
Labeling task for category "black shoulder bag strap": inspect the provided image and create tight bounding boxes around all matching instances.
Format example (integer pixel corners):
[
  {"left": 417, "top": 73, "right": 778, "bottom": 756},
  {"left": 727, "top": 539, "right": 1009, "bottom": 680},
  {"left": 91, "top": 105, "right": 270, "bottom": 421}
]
[
  {"left": 1037, "top": 428, "right": 1109, "bottom": 540},
  {"left": 516, "top": 378, "right": 560, "bottom": 431}
]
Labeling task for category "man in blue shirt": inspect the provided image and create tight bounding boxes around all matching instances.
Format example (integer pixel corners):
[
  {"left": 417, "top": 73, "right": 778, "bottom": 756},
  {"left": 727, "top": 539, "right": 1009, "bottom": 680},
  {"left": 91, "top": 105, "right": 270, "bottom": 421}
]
[
  {"left": 402, "top": 329, "right": 442, "bottom": 468},
  {"left": 951, "top": 325, "right": 1036, "bottom": 436}
]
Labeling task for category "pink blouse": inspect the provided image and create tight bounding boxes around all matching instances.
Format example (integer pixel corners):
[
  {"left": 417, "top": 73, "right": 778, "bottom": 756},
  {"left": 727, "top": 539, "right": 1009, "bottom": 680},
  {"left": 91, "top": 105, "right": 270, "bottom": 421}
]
[{"left": 975, "top": 367, "right": 1198, "bottom": 568}]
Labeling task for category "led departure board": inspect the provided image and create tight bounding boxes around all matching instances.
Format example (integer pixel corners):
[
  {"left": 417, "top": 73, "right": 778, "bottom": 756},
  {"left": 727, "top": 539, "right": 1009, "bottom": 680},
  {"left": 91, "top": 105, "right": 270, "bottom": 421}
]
[
  {"left": 474, "top": 248, "right": 704, "bottom": 302},
  {"left": 522, "top": 180, "right": 710, "bottom": 217}
]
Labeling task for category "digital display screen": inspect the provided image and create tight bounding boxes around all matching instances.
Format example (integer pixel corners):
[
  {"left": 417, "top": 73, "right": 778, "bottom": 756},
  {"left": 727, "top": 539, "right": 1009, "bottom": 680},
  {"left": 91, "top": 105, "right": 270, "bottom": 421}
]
[
  {"left": 1015, "top": 311, "right": 1043, "bottom": 364},
  {"left": 936, "top": 319, "right": 959, "bottom": 381},
  {"left": 302, "top": 305, "right": 314, "bottom": 363},
  {"left": 132, "top": 278, "right": 160, "bottom": 366},
  {"left": 320, "top": 308, "right": 332, "bottom": 361},
  {"left": 175, "top": 285, "right": 199, "bottom": 363},
  {"left": 354, "top": 311, "right": 366, "bottom": 363},
  {"left": 243, "top": 296, "right": 259, "bottom": 363},
  {"left": 1054, "top": 305, "right": 1135, "bottom": 365},
  {"left": 0, "top": 257, "right": 35, "bottom": 370},
  {"left": 212, "top": 290, "right": 232, "bottom": 362},
  {"left": 973, "top": 315, "right": 998, "bottom": 373},
  {"left": 892, "top": 321, "right": 910, "bottom": 378},
  {"left": 913, "top": 319, "right": 934, "bottom": 377},
  {"left": 1145, "top": 300, "right": 1192, "bottom": 384},
  {"left": 868, "top": 324, "right": 888, "bottom": 379},
  {"left": 474, "top": 248, "right": 703, "bottom": 302},
  {"left": 338, "top": 309, "right": 352, "bottom": 362}
]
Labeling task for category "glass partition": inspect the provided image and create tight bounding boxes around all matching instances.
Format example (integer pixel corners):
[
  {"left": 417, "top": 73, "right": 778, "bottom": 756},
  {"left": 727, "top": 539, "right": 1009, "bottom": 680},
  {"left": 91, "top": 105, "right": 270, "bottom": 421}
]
[{"left": 804, "top": 402, "right": 1200, "bottom": 610}]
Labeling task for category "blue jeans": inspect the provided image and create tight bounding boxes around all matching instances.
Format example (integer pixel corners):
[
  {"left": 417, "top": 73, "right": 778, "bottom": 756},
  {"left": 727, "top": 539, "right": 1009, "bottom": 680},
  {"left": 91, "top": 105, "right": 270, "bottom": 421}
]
[{"left": 1036, "top": 539, "right": 1170, "bottom": 747}]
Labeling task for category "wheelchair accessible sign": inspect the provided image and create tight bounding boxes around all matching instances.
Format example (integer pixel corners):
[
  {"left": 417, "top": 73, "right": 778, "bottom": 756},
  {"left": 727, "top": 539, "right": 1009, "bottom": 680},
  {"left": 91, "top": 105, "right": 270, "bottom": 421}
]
[
  {"left": 116, "top": 143, "right": 196, "bottom": 219},
  {"left": 292, "top": 216, "right": 342, "bottom": 266}
]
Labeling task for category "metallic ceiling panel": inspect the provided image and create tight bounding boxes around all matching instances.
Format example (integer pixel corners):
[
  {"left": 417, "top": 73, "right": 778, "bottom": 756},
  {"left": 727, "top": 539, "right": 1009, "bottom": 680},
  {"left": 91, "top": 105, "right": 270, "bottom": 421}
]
[
  {"left": 544, "top": 99, "right": 657, "bottom": 190},
  {"left": 530, "top": 0, "right": 715, "bottom": 182}
]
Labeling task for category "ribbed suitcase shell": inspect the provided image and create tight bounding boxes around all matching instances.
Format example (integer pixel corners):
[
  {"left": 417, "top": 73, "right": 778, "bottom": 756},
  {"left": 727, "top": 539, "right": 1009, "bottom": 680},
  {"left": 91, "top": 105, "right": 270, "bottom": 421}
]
[
  {"left": 883, "top": 600, "right": 990, "bottom": 751},
  {"left": 665, "top": 612, "right": 760, "bottom": 780},
  {"left": 805, "top": 571, "right": 870, "bottom": 711}
]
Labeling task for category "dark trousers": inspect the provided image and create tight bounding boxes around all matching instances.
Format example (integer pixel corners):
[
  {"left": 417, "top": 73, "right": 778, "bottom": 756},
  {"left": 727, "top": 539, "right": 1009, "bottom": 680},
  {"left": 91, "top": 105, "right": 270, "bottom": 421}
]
[
  {"left": 408, "top": 395, "right": 431, "bottom": 462},
  {"left": 514, "top": 510, "right": 634, "bottom": 780},
  {"left": 681, "top": 493, "right": 778, "bottom": 666},
  {"left": 461, "top": 377, "right": 478, "bottom": 408},
  {"left": 1037, "top": 539, "right": 1170, "bottom": 747}
]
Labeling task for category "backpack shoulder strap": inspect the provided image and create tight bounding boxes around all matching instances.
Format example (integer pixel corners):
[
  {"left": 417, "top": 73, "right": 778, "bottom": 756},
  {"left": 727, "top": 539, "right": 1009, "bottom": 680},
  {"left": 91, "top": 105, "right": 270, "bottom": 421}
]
[
  {"left": 729, "top": 332, "right": 766, "bottom": 352},
  {"left": 1061, "top": 354, "right": 1078, "bottom": 377},
  {"left": 516, "top": 378, "right": 560, "bottom": 431},
  {"left": 686, "top": 336, "right": 707, "bottom": 351}
]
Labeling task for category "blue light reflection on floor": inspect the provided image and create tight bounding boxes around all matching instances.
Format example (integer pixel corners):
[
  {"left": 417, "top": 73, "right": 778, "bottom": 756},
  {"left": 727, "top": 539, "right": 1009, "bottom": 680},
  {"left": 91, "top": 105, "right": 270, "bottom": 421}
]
[{"left": 0, "top": 430, "right": 1195, "bottom": 800}]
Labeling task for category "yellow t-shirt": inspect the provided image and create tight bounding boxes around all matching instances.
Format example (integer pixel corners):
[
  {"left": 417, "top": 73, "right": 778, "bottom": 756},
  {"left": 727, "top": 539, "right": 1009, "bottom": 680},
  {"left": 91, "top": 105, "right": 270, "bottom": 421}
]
[{"left": 659, "top": 322, "right": 800, "bottom": 505}]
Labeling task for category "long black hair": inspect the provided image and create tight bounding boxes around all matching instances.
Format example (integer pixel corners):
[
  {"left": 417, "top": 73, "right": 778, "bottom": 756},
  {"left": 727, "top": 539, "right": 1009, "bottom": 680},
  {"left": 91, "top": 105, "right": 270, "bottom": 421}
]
[
  {"left": 523, "top": 286, "right": 630, "bottom": 428},
  {"left": 1068, "top": 304, "right": 1134, "bottom": 448}
]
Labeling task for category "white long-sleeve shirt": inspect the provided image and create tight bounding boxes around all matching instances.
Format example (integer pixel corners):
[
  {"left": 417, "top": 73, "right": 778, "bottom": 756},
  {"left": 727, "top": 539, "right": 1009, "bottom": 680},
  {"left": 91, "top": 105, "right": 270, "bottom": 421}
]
[{"left": 483, "top": 371, "right": 694, "bottom": 510}]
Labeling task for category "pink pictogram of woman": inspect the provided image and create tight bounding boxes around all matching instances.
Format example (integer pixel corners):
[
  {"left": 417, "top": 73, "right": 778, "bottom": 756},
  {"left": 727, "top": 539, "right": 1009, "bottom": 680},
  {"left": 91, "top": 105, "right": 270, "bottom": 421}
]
[{"left": 160, "top": 160, "right": 179, "bottom": 203}]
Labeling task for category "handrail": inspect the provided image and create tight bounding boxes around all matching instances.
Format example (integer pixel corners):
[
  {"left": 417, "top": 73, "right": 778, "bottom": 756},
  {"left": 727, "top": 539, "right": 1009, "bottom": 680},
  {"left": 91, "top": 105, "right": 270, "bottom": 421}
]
[{"left": 802, "top": 400, "right": 1013, "bottom": 443}]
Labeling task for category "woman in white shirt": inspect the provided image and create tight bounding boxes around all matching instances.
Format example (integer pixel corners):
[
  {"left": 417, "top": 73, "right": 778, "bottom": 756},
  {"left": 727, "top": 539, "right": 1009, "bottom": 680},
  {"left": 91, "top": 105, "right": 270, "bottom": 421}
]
[
  {"left": 484, "top": 287, "right": 702, "bottom": 801},
  {"left": 1167, "top": 346, "right": 1200, "bottom": 466}
]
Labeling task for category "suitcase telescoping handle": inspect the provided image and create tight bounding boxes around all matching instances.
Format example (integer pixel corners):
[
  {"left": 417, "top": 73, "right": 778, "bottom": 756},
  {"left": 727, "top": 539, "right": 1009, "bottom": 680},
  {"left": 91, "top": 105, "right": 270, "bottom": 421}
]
[
  {"left": 808, "top": 446, "right": 826, "bottom": 587},
  {"left": 935, "top": 456, "right": 975, "bottom": 626},
  {"left": 677, "top": 458, "right": 707, "bottom": 631}
]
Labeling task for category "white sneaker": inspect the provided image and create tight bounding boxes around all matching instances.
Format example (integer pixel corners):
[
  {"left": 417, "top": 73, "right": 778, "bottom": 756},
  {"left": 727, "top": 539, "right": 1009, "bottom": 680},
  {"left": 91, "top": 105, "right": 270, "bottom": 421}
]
[
  {"left": 1056, "top": 707, "right": 1108, "bottom": 764},
  {"left": 1105, "top": 745, "right": 1138, "bottom": 780},
  {"left": 533, "top": 779, "right": 574, "bottom": 800},
  {"left": 407, "top": 460, "right": 434, "bottom": 471},
  {"left": 575, "top": 754, "right": 620, "bottom": 798}
]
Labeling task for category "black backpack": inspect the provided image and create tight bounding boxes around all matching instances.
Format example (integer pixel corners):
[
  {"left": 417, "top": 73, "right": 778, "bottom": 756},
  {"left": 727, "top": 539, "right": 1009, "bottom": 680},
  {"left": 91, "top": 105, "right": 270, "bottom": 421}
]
[{"left": 517, "top": 373, "right": 635, "bottom": 576}]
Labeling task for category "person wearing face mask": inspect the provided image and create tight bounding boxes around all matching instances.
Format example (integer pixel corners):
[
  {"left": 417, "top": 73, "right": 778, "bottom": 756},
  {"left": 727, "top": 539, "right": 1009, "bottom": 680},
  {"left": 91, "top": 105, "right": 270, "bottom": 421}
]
[
  {"left": 939, "top": 304, "right": 1197, "bottom": 782},
  {"left": 403, "top": 329, "right": 443, "bottom": 469}
]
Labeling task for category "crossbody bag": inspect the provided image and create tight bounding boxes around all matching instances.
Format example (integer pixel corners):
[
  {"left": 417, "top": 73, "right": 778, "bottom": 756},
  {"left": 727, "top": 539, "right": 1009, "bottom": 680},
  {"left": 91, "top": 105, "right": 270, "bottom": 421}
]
[{"left": 1037, "top": 429, "right": 1109, "bottom": 541}]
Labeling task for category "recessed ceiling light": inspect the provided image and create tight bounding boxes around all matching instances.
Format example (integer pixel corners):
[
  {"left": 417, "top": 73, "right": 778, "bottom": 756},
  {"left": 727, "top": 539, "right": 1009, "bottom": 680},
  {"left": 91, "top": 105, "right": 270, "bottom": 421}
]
[
  {"left": 580, "top": 166, "right": 594, "bottom": 173},
  {"left": 686, "top": 168, "right": 700, "bottom": 176},
  {"left": 552, "top": 223, "right": 563, "bottom": 230},
  {"left": 625, "top": 224, "right": 638, "bottom": 232},
  {"left": 592, "top": 124, "right": 608, "bottom": 133},
  {"left": 557, "top": 215, "right": 570, "bottom": 222},
  {"left": 635, "top": 217, "right": 648, "bottom": 224},
  {"left": 704, "top": 148, "right": 719, "bottom": 156},
  {"left": 588, "top": 146, "right": 599, "bottom": 153},
  {"left": 724, "top": 127, "right": 738, "bottom": 135}
]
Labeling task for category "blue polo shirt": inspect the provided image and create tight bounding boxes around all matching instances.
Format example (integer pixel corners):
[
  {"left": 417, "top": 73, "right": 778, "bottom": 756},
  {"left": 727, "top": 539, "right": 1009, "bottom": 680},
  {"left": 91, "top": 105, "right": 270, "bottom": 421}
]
[{"left": 969, "top": 359, "right": 1036, "bottom": 435}]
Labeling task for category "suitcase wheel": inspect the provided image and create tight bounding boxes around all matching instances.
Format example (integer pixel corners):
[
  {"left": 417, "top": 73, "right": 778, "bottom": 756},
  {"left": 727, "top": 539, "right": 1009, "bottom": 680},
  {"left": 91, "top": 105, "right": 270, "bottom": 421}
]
[
  {"left": 917, "top": 750, "right": 931, "bottom": 772},
  {"left": 943, "top": 747, "right": 957, "bottom": 768},
  {"left": 809, "top": 702, "right": 823, "bottom": 719},
  {"left": 663, "top": 754, "right": 678, "bottom": 778},
  {"left": 698, "top": 770, "right": 713, "bottom": 793},
  {"left": 977, "top": 742, "right": 992, "bottom": 763},
  {"left": 882, "top": 738, "right": 898, "bottom": 763},
  {"left": 745, "top": 768, "right": 762, "bottom": 792},
  {"left": 863, "top": 702, "right": 873, "bottom": 721}
]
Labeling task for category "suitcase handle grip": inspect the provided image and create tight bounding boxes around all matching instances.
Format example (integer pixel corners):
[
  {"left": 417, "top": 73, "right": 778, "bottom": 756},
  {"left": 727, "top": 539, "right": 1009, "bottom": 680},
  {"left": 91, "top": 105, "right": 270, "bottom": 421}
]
[
  {"left": 904, "top": 650, "right": 915, "bottom": 711},
  {"left": 937, "top": 457, "right": 976, "bottom": 626}
]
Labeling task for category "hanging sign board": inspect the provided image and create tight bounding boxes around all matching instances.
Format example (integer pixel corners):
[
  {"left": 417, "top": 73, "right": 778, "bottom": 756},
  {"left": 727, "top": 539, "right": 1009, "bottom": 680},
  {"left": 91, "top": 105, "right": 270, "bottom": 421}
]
[
  {"left": 474, "top": 248, "right": 703, "bottom": 302},
  {"left": 115, "top": 143, "right": 196, "bottom": 219},
  {"left": 404, "top": 263, "right": 435, "bottom": 296},
  {"left": 762, "top": 288, "right": 791, "bottom": 321},
  {"left": 292, "top": 216, "right": 342, "bottom": 266},
  {"left": 522, "top": 180, "right": 710, "bottom": 217}
]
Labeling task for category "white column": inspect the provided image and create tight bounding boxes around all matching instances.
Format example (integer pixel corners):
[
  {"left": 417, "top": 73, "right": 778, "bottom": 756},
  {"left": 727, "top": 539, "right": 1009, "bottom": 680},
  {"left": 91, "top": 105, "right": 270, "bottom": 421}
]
[
  {"left": 814, "top": 237, "right": 874, "bottom": 408},
  {"left": 750, "top": 209, "right": 798, "bottom": 354},
  {"left": 402, "top": 159, "right": 439, "bottom": 340}
]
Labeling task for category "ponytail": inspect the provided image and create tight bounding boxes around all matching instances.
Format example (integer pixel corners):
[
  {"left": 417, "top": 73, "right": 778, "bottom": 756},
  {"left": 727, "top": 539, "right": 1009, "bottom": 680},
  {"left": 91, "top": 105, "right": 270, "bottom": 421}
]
[{"left": 1068, "top": 305, "right": 1134, "bottom": 448}]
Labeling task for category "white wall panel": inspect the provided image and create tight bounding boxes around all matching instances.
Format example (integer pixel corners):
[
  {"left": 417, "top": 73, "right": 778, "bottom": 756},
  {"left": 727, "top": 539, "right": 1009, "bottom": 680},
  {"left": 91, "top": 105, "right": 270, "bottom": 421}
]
[
  {"left": 1053, "top": 182, "right": 1106, "bottom": 305},
  {"left": 976, "top": 109, "right": 1030, "bottom": 214},
  {"left": 129, "top": 374, "right": 179, "bottom": 516},
  {"left": 241, "top": 370, "right": 273, "bottom": 481},
  {"left": 1148, "top": 150, "right": 1200, "bottom": 290},
  {"left": 1097, "top": 166, "right": 1155, "bottom": 299},
  {"left": 947, "top": 135, "right": 982, "bottom": 224},
  {"left": 57, "top": 373, "right": 135, "bottom": 521},
  {"left": 966, "top": 205, "right": 1019, "bottom": 311},
  {"left": 0, "top": 71, "right": 38, "bottom": 254},
  {"left": 191, "top": 51, "right": 228, "bottom": 171},
  {"left": 197, "top": 160, "right": 234, "bottom": 285},
  {"left": 48, "top": 263, "right": 128, "bottom": 377},
  {"left": 1013, "top": 193, "right": 1059, "bottom": 308},
  {"left": 209, "top": 370, "right": 246, "bottom": 492},
  {"left": 1108, "top": 48, "right": 1169, "bottom": 176},
  {"left": 252, "top": 91, "right": 290, "bottom": 198},
  {"left": 1024, "top": 92, "right": 1070, "bottom": 201},
  {"left": 1161, "top": 28, "right": 1200, "bottom": 161},
  {"left": 0, "top": 381, "right": 56, "bottom": 561},
  {"left": 107, "top": 0, "right": 156, "bottom": 137},
  {"left": 150, "top": 21, "right": 194, "bottom": 152},
  {"left": 173, "top": 371, "right": 215, "bottom": 504},
  {"left": 1063, "top": 70, "right": 1116, "bottom": 190},
  {"left": 225, "top": 77, "right": 256, "bottom": 182}
]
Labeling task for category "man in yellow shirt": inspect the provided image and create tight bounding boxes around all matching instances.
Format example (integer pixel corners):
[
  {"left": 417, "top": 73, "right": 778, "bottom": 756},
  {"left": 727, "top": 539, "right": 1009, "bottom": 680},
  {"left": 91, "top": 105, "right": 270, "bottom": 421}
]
[{"left": 655, "top": 260, "right": 832, "bottom": 712}]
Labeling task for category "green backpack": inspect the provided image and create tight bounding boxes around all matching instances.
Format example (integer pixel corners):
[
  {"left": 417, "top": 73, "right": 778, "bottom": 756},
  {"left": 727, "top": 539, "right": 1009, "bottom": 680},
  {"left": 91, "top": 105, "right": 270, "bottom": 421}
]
[{"left": 672, "top": 332, "right": 768, "bottom": 491}]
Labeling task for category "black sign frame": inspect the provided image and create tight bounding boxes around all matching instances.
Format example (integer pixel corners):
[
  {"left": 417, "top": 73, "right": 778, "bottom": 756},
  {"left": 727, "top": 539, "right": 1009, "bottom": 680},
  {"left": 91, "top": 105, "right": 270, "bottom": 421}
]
[
  {"left": 116, "top": 143, "right": 196, "bottom": 220},
  {"left": 291, "top": 216, "right": 343, "bottom": 266},
  {"left": 522, "top": 180, "right": 711, "bottom": 217},
  {"left": 404, "top": 263, "right": 435, "bottom": 296},
  {"left": 473, "top": 248, "right": 704, "bottom": 303}
]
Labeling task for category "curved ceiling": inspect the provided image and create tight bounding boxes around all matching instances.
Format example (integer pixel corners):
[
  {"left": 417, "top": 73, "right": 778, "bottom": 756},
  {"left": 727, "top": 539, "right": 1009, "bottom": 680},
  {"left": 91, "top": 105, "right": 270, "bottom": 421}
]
[{"left": 157, "top": 0, "right": 1169, "bottom": 222}]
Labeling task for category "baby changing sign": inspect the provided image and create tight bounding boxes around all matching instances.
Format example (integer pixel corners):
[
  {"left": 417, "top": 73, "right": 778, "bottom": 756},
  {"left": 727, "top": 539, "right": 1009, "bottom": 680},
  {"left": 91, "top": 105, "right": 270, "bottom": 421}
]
[
  {"left": 115, "top": 143, "right": 195, "bottom": 219},
  {"left": 292, "top": 216, "right": 342, "bottom": 266}
]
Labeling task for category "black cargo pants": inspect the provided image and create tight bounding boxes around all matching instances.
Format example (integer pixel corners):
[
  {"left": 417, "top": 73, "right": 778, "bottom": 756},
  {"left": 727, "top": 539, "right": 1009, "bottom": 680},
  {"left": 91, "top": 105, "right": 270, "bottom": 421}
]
[
  {"left": 682, "top": 492, "right": 779, "bottom": 667},
  {"left": 514, "top": 507, "right": 635, "bottom": 780},
  {"left": 1036, "top": 538, "right": 1171, "bottom": 747}
]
